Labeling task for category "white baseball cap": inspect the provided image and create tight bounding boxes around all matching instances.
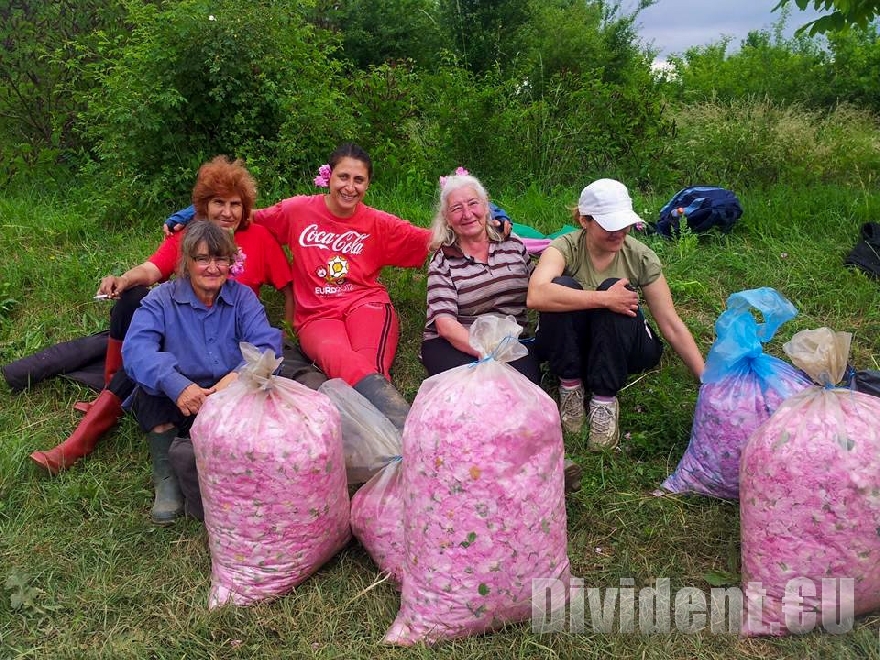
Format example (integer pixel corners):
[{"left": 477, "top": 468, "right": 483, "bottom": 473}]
[{"left": 577, "top": 178, "right": 642, "bottom": 232}]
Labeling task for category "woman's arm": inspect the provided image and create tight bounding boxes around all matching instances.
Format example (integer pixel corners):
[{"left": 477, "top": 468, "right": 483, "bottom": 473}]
[
  {"left": 526, "top": 247, "right": 639, "bottom": 315},
  {"left": 97, "top": 262, "right": 163, "bottom": 298},
  {"left": 642, "top": 273, "right": 705, "bottom": 379},
  {"left": 122, "top": 288, "right": 194, "bottom": 402},
  {"left": 434, "top": 316, "right": 480, "bottom": 357}
]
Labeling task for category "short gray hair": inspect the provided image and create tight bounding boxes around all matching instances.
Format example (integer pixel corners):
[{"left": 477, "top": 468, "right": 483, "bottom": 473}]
[{"left": 177, "top": 220, "right": 237, "bottom": 279}]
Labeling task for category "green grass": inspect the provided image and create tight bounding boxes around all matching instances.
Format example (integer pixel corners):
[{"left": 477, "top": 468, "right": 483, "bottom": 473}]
[{"left": 1, "top": 181, "right": 879, "bottom": 659}]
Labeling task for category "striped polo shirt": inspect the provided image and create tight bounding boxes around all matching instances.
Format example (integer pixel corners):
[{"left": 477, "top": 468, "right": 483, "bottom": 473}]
[{"left": 423, "top": 235, "right": 534, "bottom": 341}]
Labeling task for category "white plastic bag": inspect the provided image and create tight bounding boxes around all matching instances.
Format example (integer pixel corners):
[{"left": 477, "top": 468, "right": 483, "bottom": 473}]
[
  {"left": 318, "top": 378, "right": 401, "bottom": 485},
  {"left": 384, "top": 316, "right": 572, "bottom": 645},
  {"left": 740, "top": 328, "right": 880, "bottom": 636},
  {"left": 190, "top": 343, "right": 351, "bottom": 608}
]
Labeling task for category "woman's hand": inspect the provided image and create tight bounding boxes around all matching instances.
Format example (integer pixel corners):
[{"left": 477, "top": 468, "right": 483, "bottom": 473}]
[
  {"left": 96, "top": 262, "right": 162, "bottom": 298},
  {"left": 604, "top": 278, "right": 640, "bottom": 317},
  {"left": 97, "top": 274, "right": 128, "bottom": 298},
  {"left": 175, "top": 383, "right": 216, "bottom": 416}
]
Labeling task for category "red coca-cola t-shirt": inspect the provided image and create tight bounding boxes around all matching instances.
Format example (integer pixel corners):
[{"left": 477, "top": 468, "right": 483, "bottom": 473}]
[
  {"left": 255, "top": 195, "right": 429, "bottom": 331},
  {"left": 148, "top": 222, "right": 292, "bottom": 297}
]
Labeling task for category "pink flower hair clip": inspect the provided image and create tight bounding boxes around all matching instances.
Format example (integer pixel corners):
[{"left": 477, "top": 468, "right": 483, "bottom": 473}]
[
  {"left": 439, "top": 166, "right": 470, "bottom": 189},
  {"left": 314, "top": 164, "right": 331, "bottom": 188},
  {"left": 230, "top": 247, "right": 246, "bottom": 276}
]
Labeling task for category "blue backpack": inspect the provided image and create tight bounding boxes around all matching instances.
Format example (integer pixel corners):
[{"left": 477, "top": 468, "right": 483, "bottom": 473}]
[{"left": 656, "top": 186, "right": 743, "bottom": 237}]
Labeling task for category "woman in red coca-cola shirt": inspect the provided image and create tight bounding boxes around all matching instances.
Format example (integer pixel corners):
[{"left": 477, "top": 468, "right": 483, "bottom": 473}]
[{"left": 252, "top": 143, "right": 429, "bottom": 430}]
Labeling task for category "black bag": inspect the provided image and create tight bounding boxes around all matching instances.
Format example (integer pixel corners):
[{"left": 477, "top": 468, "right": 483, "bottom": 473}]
[
  {"left": 844, "top": 222, "right": 880, "bottom": 280},
  {"left": 1, "top": 331, "right": 108, "bottom": 392},
  {"left": 655, "top": 186, "right": 743, "bottom": 237},
  {"left": 854, "top": 370, "right": 880, "bottom": 398}
]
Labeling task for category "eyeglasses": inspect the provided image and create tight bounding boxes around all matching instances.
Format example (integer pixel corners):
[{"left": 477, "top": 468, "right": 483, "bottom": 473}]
[{"left": 192, "top": 255, "right": 233, "bottom": 268}]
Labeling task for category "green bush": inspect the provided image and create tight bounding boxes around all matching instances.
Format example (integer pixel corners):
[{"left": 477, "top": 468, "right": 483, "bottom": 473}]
[
  {"left": 0, "top": 0, "right": 128, "bottom": 184},
  {"left": 79, "top": 0, "right": 347, "bottom": 215}
]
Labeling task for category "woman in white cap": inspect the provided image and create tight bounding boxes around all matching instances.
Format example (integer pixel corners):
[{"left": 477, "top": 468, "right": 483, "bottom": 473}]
[{"left": 527, "top": 178, "right": 704, "bottom": 448}]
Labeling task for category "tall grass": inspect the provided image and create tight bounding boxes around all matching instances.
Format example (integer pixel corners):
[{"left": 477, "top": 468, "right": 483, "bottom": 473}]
[
  {"left": 667, "top": 99, "right": 880, "bottom": 192},
  {"left": 2, "top": 170, "right": 878, "bottom": 658}
]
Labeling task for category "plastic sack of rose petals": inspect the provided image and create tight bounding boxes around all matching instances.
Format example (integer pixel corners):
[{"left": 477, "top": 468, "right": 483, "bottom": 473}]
[
  {"left": 740, "top": 328, "right": 880, "bottom": 636},
  {"left": 384, "top": 315, "right": 572, "bottom": 646},
  {"left": 350, "top": 456, "right": 406, "bottom": 587},
  {"left": 660, "top": 288, "right": 811, "bottom": 499},
  {"left": 190, "top": 343, "right": 352, "bottom": 609},
  {"left": 318, "top": 378, "right": 401, "bottom": 485}
]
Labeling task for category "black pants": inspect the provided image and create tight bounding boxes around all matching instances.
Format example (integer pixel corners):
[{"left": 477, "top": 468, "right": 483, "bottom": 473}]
[
  {"left": 420, "top": 336, "right": 542, "bottom": 385},
  {"left": 536, "top": 276, "right": 663, "bottom": 397}
]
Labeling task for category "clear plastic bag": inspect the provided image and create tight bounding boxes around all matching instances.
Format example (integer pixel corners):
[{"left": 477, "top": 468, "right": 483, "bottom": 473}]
[
  {"left": 384, "top": 316, "right": 572, "bottom": 646},
  {"left": 190, "top": 343, "right": 352, "bottom": 608},
  {"left": 318, "top": 378, "right": 401, "bottom": 485},
  {"left": 350, "top": 457, "right": 405, "bottom": 587},
  {"left": 319, "top": 378, "right": 407, "bottom": 584},
  {"left": 740, "top": 328, "right": 880, "bottom": 636},
  {"left": 660, "top": 288, "right": 811, "bottom": 499}
]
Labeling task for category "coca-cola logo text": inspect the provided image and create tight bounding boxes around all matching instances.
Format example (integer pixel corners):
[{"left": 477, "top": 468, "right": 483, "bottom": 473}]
[{"left": 298, "top": 224, "right": 368, "bottom": 254}]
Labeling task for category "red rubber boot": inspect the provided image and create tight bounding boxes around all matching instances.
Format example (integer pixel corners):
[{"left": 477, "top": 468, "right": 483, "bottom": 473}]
[{"left": 31, "top": 389, "right": 123, "bottom": 475}]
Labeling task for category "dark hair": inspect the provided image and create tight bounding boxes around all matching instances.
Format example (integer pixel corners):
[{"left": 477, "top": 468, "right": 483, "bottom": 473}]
[
  {"left": 328, "top": 143, "right": 373, "bottom": 181},
  {"left": 191, "top": 155, "right": 257, "bottom": 229},
  {"left": 177, "top": 220, "right": 238, "bottom": 279}
]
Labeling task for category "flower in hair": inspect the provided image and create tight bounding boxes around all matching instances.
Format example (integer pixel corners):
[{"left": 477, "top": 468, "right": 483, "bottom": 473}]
[
  {"left": 230, "top": 247, "right": 246, "bottom": 276},
  {"left": 439, "top": 166, "right": 470, "bottom": 189},
  {"left": 314, "top": 164, "right": 331, "bottom": 188}
]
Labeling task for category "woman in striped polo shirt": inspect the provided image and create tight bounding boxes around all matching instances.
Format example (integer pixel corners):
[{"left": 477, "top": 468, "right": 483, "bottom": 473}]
[{"left": 420, "top": 172, "right": 540, "bottom": 384}]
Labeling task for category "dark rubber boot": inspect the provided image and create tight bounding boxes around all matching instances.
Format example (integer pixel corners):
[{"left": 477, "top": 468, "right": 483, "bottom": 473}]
[
  {"left": 30, "top": 389, "right": 123, "bottom": 475},
  {"left": 353, "top": 373, "right": 411, "bottom": 434},
  {"left": 148, "top": 429, "right": 184, "bottom": 526},
  {"left": 168, "top": 436, "right": 204, "bottom": 521}
]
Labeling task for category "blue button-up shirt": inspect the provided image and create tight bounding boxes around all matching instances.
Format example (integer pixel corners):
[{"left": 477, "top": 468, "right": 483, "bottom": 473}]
[{"left": 122, "top": 277, "right": 282, "bottom": 403}]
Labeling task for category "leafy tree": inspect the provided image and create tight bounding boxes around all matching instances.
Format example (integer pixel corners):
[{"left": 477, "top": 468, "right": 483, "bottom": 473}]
[
  {"left": 662, "top": 13, "right": 880, "bottom": 114},
  {"left": 438, "top": 0, "right": 533, "bottom": 74},
  {"left": 820, "top": 25, "right": 880, "bottom": 109},
  {"left": 314, "top": 0, "right": 447, "bottom": 69},
  {"left": 665, "top": 29, "right": 826, "bottom": 106},
  {"left": 775, "top": 0, "right": 880, "bottom": 34},
  {"left": 0, "top": 0, "right": 129, "bottom": 178},
  {"left": 80, "top": 0, "right": 352, "bottom": 213}
]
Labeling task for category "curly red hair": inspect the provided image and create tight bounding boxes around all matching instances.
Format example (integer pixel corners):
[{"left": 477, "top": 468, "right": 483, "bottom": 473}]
[{"left": 192, "top": 155, "right": 257, "bottom": 228}]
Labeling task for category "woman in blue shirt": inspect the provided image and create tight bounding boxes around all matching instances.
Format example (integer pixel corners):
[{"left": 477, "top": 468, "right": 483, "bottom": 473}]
[{"left": 123, "top": 220, "right": 282, "bottom": 525}]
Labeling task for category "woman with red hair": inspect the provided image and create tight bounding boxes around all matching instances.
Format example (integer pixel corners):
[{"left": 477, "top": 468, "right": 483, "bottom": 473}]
[{"left": 29, "top": 156, "right": 317, "bottom": 477}]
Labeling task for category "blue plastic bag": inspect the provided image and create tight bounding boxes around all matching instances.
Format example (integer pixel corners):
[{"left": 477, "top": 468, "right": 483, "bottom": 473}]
[{"left": 659, "top": 288, "right": 812, "bottom": 499}]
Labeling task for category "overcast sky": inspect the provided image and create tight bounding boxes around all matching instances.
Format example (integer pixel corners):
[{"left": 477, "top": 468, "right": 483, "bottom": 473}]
[{"left": 624, "top": 0, "right": 827, "bottom": 61}]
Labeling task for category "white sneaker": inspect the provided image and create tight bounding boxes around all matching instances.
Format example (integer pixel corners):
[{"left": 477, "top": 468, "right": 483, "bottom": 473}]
[
  {"left": 588, "top": 397, "right": 619, "bottom": 449},
  {"left": 559, "top": 385, "right": 585, "bottom": 434}
]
